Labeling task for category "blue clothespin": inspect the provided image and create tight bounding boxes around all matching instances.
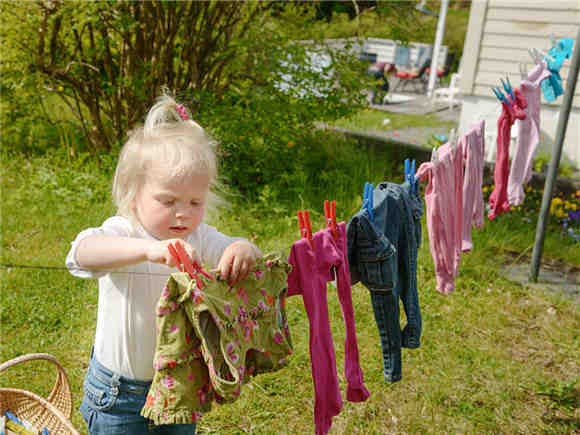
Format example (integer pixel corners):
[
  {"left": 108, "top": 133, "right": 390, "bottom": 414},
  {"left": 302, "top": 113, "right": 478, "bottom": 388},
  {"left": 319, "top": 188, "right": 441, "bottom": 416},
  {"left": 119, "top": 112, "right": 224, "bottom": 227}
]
[
  {"left": 404, "top": 158, "right": 416, "bottom": 193},
  {"left": 362, "top": 182, "right": 374, "bottom": 221},
  {"left": 410, "top": 159, "right": 416, "bottom": 193},
  {"left": 500, "top": 77, "right": 515, "bottom": 100},
  {"left": 491, "top": 87, "right": 510, "bottom": 105}
]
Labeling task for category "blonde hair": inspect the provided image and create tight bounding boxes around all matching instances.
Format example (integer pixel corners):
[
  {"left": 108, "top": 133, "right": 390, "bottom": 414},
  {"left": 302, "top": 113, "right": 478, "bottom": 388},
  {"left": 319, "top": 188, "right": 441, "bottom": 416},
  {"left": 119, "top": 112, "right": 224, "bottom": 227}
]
[{"left": 112, "top": 93, "right": 219, "bottom": 223}]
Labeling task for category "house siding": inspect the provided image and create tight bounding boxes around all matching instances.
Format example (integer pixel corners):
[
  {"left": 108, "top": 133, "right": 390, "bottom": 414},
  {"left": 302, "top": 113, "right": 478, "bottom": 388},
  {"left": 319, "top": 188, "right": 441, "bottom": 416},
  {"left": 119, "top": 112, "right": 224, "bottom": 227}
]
[{"left": 459, "top": 0, "right": 580, "bottom": 166}]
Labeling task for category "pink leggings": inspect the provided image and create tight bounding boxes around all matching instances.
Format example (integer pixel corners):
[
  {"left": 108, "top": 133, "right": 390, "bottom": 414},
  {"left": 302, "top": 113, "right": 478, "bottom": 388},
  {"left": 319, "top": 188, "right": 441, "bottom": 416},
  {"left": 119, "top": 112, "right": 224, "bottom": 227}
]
[
  {"left": 288, "top": 223, "right": 369, "bottom": 435},
  {"left": 417, "top": 142, "right": 463, "bottom": 294}
]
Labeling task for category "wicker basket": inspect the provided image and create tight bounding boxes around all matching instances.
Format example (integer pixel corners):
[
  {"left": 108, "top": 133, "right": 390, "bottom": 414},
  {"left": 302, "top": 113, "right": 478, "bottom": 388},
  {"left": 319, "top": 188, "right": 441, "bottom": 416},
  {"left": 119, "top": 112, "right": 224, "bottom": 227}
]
[{"left": 0, "top": 353, "right": 80, "bottom": 434}]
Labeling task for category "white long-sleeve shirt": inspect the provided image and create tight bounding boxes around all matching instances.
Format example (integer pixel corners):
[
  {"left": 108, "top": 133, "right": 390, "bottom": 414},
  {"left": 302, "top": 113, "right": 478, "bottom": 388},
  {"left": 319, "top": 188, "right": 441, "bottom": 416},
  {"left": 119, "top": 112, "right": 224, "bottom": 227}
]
[{"left": 66, "top": 216, "right": 241, "bottom": 380}]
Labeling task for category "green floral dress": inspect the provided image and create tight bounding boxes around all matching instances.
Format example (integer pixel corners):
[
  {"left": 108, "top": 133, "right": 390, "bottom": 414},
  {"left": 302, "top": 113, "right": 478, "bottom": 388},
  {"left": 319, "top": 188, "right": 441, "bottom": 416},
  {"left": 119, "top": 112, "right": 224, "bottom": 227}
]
[{"left": 141, "top": 254, "right": 293, "bottom": 425}]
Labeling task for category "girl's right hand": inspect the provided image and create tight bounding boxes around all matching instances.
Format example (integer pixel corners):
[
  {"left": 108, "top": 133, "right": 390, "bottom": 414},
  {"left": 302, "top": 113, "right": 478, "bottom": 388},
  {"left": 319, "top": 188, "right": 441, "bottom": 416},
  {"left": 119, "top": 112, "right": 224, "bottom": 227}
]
[{"left": 146, "top": 239, "right": 200, "bottom": 267}]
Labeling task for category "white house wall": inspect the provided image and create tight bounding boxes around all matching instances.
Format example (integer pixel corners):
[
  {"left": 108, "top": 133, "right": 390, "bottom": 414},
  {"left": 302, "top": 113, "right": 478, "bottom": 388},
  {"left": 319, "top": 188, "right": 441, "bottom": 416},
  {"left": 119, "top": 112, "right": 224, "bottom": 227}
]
[{"left": 459, "top": 0, "right": 580, "bottom": 167}]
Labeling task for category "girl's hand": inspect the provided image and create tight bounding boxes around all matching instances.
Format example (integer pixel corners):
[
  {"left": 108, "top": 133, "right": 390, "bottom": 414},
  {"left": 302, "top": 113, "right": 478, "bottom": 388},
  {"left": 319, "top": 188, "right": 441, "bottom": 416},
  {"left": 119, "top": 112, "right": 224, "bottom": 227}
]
[
  {"left": 216, "top": 240, "right": 262, "bottom": 285},
  {"left": 146, "top": 239, "right": 200, "bottom": 267}
]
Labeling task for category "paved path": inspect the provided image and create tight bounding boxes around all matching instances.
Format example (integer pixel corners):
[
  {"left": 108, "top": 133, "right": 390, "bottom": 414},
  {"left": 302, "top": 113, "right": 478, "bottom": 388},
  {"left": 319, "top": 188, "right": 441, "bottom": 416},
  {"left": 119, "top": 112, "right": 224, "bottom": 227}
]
[{"left": 368, "top": 92, "right": 460, "bottom": 146}]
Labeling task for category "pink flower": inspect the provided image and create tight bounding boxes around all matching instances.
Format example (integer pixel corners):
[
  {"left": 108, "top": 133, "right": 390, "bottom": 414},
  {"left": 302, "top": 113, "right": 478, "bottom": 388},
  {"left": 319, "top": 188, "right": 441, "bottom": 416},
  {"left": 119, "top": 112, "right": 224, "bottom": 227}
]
[
  {"left": 197, "top": 383, "right": 210, "bottom": 404},
  {"left": 260, "top": 289, "right": 267, "bottom": 297},
  {"left": 161, "top": 375, "right": 175, "bottom": 389},
  {"left": 255, "top": 270, "right": 264, "bottom": 280},
  {"left": 192, "top": 289, "right": 204, "bottom": 305},
  {"left": 273, "top": 331, "right": 284, "bottom": 344},
  {"left": 257, "top": 300, "right": 267, "bottom": 311},
  {"left": 170, "top": 324, "right": 178, "bottom": 333},
  {"left": 226, "top": 342, "right": 239, "bottom": 364},
  {"left": 224, "top": 303, "right": 231, "bottom": 317},
  {"left": 236, "top": 287, "right": 249, "bottom": 306},
  {"left": 161, "top": 285, "right": 170, "bottom": 299}
]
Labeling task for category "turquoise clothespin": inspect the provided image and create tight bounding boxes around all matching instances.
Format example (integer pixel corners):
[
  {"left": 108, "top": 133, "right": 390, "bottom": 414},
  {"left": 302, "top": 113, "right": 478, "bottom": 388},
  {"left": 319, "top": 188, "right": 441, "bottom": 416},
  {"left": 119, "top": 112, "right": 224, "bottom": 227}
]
[
  {"left": 500, "top": 77, "right": 515, "bottom": 100},
  {"left": 491, "top": 87, "right": 510, "bottom": 105}
]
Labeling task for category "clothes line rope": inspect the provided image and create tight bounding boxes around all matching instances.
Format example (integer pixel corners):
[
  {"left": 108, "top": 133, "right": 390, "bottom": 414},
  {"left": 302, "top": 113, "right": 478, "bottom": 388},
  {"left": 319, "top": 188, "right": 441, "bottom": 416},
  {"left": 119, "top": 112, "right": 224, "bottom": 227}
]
[{"left": 0, "top": 263, "right": 174, "bottom": 277}]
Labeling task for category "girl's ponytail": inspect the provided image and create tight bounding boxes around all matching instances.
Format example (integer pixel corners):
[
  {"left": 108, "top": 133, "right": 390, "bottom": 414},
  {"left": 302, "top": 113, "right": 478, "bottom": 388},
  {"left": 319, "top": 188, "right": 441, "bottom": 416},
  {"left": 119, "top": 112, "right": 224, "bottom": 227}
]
[{"left": 143, "top": 91, "right": 203, "bottom": 138}]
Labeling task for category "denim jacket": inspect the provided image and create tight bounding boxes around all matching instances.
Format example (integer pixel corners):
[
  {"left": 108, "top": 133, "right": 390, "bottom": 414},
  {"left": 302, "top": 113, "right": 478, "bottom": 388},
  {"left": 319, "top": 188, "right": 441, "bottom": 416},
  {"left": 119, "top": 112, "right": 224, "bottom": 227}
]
[{"left": 347, "top": 181, "right": 423, "bottom": 382}]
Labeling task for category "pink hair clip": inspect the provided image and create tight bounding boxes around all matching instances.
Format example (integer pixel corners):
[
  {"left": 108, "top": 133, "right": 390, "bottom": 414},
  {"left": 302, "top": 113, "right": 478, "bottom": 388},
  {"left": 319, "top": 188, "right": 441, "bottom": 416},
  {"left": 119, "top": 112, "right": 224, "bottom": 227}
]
[{"left": 176, "top": 104, "right": 189, "bottom": 121}]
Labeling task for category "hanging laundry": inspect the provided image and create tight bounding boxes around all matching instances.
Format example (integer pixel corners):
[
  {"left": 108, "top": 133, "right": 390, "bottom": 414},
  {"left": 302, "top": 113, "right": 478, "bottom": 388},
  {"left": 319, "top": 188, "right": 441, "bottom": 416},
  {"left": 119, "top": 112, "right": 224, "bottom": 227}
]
[
  {"left": 141, "top": 255, "right": 293, "bottom": 425},
  {"left": 541, "top": 37, "right": 575, "bottom": 102},
  {"left": 460, "top": 120, "right": 486, "bottom": 252},
  {"left": 508, "top": 61, "right": 552, "bottom": 206},
  {"left": 417, "top": 141, "right": 463, "bottom": 294},
  {"left": 288, "top": 222, "right": 370, "bottom": 435},
  {"left": 488, "top": 89, "right": 527, "bottom": 220},
  {"left": 347, "top": 180, "right": 423, "bottom": 382}
]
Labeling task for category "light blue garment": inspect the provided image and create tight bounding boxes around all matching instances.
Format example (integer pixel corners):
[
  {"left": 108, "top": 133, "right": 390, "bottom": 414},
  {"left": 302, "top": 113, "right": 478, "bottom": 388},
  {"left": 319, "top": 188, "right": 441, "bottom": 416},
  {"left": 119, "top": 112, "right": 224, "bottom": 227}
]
[
  {"left": 81, "top": 350, "right": 197, "bottom": 435},
  {"left": 347, "top": 181, "right": 423, "bottom": 383},
  {"left": 541, "top": 38, "right": 575, "bottom": 102}
]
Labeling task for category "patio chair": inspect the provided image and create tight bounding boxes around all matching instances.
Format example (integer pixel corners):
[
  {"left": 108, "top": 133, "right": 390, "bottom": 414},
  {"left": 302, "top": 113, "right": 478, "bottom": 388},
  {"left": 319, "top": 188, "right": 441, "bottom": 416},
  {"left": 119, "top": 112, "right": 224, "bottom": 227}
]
[
  {"left": 432, "top": 73, "right": 461, "bottom": 109},
  {"left": 391, "top": 55, "right": 431, "bottom": 93},
  {"left": 426, "top": 52, "right": 456, "bottom": 87}
]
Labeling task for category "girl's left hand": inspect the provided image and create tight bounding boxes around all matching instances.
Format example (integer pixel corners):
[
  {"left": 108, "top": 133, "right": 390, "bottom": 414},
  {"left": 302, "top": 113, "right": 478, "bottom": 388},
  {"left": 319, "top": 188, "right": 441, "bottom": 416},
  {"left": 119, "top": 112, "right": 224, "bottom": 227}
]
[{"left": 215, "top": 240, "right": 262, "bottom": 285}]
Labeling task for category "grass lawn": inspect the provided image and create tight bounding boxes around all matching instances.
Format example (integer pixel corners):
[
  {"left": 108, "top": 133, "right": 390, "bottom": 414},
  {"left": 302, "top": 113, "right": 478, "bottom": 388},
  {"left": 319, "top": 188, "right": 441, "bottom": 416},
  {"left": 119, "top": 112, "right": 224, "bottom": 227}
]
[
  {"left": 1, "top": 141, "right": 578, "bottom": 434},
  {"left": 332, "top": 109, "right": 457, "bottom": 136}
]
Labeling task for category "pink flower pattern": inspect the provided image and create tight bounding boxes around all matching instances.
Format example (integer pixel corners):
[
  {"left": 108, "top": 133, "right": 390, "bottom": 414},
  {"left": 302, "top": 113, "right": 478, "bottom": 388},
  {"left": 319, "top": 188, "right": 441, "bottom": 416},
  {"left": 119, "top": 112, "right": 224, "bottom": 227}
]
[
  {"left": 161, "top": 375, "right": 175, "bottom": 389},
  {"left": 273, "top": 331, "right": 284, "bottom": 344}
]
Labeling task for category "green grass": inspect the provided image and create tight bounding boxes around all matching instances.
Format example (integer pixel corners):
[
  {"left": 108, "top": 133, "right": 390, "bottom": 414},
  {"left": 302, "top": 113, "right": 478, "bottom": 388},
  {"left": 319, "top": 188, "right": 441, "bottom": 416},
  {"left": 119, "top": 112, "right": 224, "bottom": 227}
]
[
  {"left": 1, "top": 143, "right": 579, "bottom": 434},
  {"left": 332, "top": 109, "right": 457, "bottom": 137}
]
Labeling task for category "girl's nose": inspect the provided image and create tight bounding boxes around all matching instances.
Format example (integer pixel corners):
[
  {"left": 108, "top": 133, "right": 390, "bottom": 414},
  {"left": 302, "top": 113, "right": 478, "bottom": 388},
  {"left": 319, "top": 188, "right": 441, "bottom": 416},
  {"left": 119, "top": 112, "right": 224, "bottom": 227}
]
[{"left": 175, "top": 206, "right": 189, "bottom": 218}]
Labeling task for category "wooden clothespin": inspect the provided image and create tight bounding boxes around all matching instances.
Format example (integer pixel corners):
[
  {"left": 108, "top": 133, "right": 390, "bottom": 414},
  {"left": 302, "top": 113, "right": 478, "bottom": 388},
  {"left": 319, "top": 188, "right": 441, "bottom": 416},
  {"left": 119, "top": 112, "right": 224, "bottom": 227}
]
[
  {"left": 324, "top": 200, "right": 338, "bottom": 240},
  {"left": 168, "top": 241, "right": 214, "bottom": 289},
  {"left": 297, "top": 210, "right": 314, "bottom": 249}
]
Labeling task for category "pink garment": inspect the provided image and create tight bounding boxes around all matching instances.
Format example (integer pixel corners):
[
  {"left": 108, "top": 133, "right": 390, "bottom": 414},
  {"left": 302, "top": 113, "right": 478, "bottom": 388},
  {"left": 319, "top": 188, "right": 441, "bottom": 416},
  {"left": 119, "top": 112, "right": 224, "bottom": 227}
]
[
  {"left": 287, "top": 222, "right": 370, "bottom": 435},
  {"left": 460, "top": 120, "right": 486, "bottom": 252},
  {"left": 417, "top": 142, "right": 463, "bottom": 294},
  {"left": 488, "top": 90, "right": 527, "bottom": 220},
  {"left": 508, "top": 62, "right": 551, "bottom": 206}
]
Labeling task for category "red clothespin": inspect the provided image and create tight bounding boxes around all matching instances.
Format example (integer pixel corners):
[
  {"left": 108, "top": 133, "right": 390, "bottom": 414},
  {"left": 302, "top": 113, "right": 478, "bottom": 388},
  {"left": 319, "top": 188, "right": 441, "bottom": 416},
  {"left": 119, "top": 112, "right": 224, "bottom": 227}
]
[
  {"left": 324, "top": 200, "right": 338, "bottom": 240},
  {"left": 168, "top": 241, "right": 214, "bottom": 289},
  {"left": 297, "top": 210, "right": 314, "bottom": 249}
]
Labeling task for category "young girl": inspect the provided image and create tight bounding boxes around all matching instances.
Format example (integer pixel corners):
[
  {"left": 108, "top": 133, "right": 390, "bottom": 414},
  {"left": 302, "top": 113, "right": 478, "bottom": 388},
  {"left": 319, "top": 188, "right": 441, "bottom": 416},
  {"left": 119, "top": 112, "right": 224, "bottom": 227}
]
[{"left": 66, "top": 94, "right": 261, "bottom": 434}]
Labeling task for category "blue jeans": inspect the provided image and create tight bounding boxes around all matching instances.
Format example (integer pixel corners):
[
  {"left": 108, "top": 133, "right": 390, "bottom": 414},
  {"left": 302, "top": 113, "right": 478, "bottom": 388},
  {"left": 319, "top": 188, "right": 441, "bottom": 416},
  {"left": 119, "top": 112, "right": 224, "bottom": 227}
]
[
  {"left": 81, "top": 352, "right": 197, "bottom": 434},
  {"left": 347, "top": 181, "right": 423, "bottom": 383}
]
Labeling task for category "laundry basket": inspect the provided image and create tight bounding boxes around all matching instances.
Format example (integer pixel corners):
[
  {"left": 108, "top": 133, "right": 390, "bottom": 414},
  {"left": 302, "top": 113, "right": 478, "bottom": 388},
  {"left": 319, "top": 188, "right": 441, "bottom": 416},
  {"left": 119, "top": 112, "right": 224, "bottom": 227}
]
[{"left": 0, "top": 353, "right": 80, "bottom": 434}]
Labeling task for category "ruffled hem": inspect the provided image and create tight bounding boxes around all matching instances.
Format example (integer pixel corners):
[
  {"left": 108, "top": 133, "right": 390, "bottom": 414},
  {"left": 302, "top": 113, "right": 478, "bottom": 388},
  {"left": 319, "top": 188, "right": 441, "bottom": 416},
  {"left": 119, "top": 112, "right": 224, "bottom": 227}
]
[{"left": 141, "top": 406, "right": 204, "bottom": 425}]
